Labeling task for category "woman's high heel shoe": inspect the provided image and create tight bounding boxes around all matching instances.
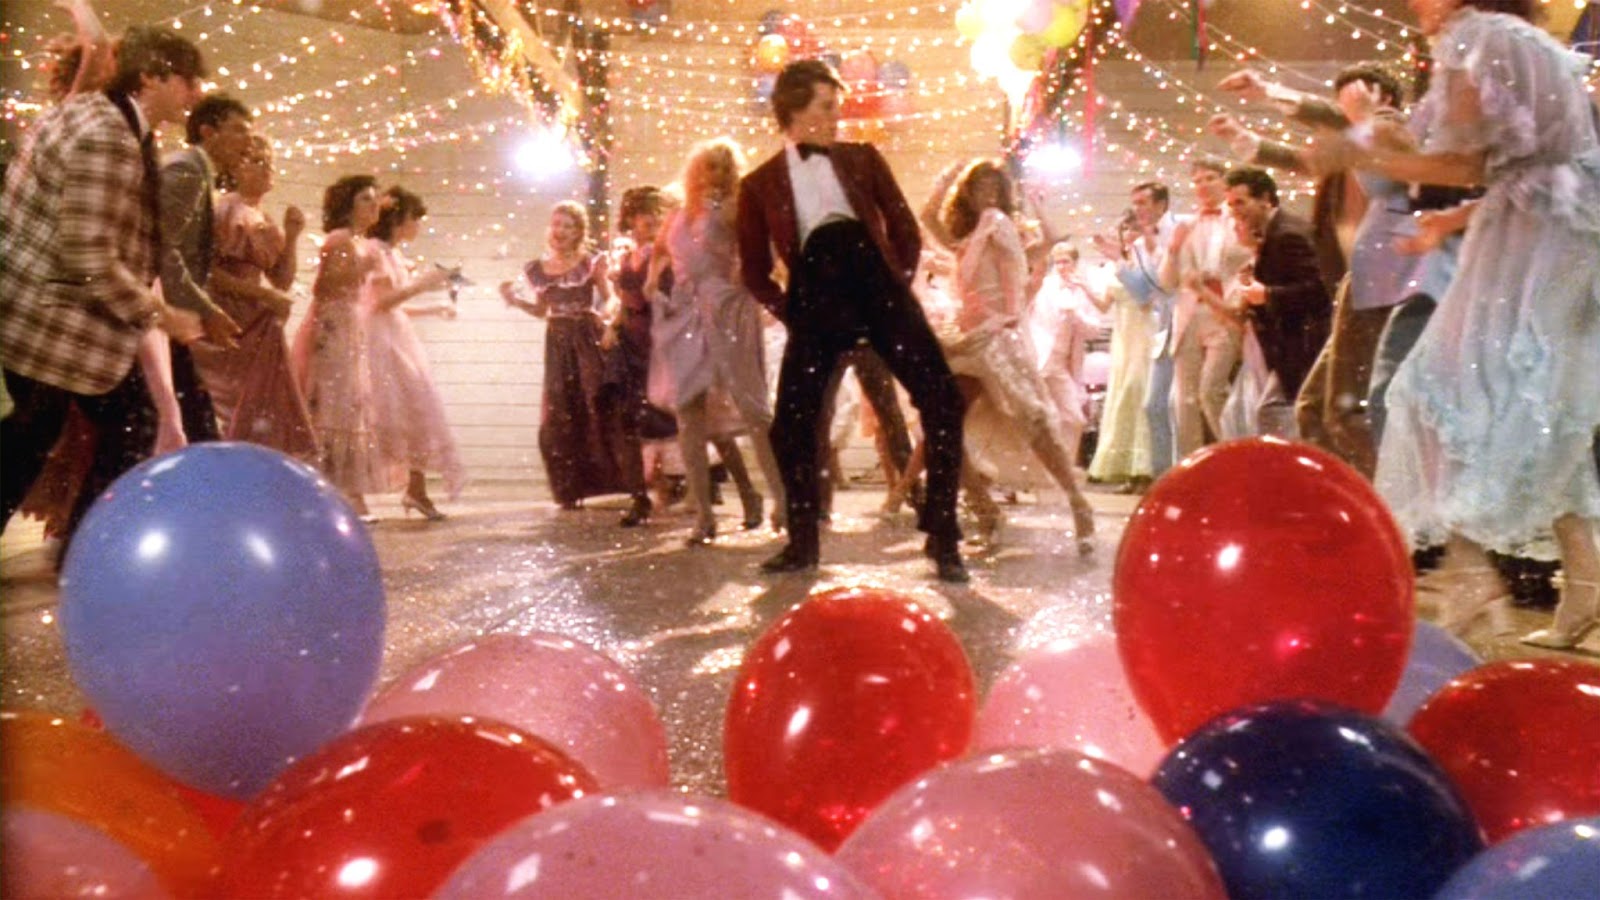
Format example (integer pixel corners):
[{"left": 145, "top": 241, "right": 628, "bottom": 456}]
[
  {"left": 684, "top": 523, "right": 716, "bottom": 548},
  {"left": 972, "top": 508, "right": 1005, "bottom": 549},
  {"left": 1070, "top": 495, "right": 1096, "bottom": 556},
  {"left": 1418, "top": 566, "right": 1515, "bottom": 637},
  {"left": 739, "top": 490, "right": 764, "bottom": 531},
  {"left": 1521, "top": 574, "right": 1600, "bottom": 650},
  {"left": 401, "top": 492, "right": 446, "bottom": 522}
]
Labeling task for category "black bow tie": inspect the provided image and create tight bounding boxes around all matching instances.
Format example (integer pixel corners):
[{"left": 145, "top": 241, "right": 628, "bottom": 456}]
[{"left": 797, "top": 142, "right": 831, "bottom": 160}]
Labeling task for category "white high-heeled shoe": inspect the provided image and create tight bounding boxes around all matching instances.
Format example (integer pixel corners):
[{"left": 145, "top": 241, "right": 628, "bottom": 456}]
[
  {"left": 1521, "top": 574, "right": 1599, "bottom": 650},
  {"left": 1417, "top": 566, "right": 1515, "bottom": 637}
]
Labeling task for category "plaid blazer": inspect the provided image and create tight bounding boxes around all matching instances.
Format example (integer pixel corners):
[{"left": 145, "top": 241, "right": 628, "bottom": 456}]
[{"left": 0, "top": 92, "right": 162, "bottom": 395}]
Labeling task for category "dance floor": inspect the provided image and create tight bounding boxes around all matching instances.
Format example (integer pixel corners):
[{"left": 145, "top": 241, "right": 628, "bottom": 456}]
[{"left": 0, "top": 478, "right": 1581, "bottom": 795}]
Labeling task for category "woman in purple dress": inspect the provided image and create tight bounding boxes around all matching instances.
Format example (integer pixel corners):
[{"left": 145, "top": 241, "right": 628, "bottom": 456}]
[{"left": 501, "top": 201, "right": 641, "bottom": 510}]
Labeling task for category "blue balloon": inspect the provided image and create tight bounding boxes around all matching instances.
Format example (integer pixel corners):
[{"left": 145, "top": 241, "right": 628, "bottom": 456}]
[
  {"left": 60, "top": 443, "right": 385, "bottom": 799},
  {"left": 1384, "top": 621, "right": 1482, "bottom": 726},
  {"left": 754, "top": 73, "right": 777, "bottom": 101},
  {"left": 1433, "top": 816, "right": 1600, "bottom": 899},
  {"left": 757, "top": 8, "right": 786, "bottom": 35},
  {"left": 1152, "top": 700, "right": 1483, "bottom": 899},
  {"left": 879, "top": 59, "right": 912, "bottom": 91}
]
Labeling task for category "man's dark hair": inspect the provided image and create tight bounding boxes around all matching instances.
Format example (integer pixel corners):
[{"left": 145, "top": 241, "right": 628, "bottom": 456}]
[
  {"left": 1335, "top": 63, "right": 1405, "bottom": 109},
  {"left": 770, "top": 59, "right": 844, "bottom": 130},
  {"left": 369, "top": 185, "right": 427, "bottom": 242},
  {"left": 619, "top": 185, "right": 663, "bottom": 223},
  {"left": 323, "top": 174, "right": 379, "bottom": 232},
  {"left": 1464, "top": 0, "right": 1538, "bottom": 20},
  {"left": 1133, "top": 181, "right": 1169, "bottom": 208},
  {"left": 1225, "top": 166, "right": 1279, "bottom": 206},
  {"left": 185, "top": 94, "right": 250, "bottom": 145},
  {"left": 106, "top": 26, "right": 205, "bottom": 96},
  {"left": 1192, "top": 157, "right": 1228, "bottom": 176}
]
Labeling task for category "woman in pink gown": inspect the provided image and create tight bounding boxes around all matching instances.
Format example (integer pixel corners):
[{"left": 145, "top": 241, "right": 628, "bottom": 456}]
[
  {"left": 291, "top": 175, "right": 385, "bottom": 517},
  {"left": 192, "top": 135, "right": 317, "bottom": 459},
  {"left": 363, "top": 186, "right": 466, "bottom": 520}
]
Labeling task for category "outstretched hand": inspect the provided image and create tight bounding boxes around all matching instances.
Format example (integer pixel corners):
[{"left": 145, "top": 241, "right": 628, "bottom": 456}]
[{"left": 1217, "top": 69, "right": 1270, "bottom": 103}]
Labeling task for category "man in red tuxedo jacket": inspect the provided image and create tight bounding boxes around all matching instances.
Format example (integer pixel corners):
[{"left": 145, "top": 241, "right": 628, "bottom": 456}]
[{"left": 737, "top": 60, "right": 968, "bottom": 582}]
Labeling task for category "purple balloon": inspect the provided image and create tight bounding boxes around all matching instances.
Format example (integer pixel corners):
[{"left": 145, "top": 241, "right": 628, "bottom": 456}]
[
  {"left": 1115, "top": 0, "right": 1143, "bottom": 24},
  {"left": 360, "top": 633, "right": 670, "bottom": 791},
  {"left": 1434, "top": 816, "right": 1600, "bottom": 899},
  {"left": 436, "top": 793, "right": 877, "bottom": 898},
  {"left": 837, "top": 749, "right": 1226, "bottom": 899},
  {"left": 59, "top": 443, "right": 385, "bottom": 799},
  {"left": 1384, "top": 620, "right": 1481, "bottom": 725},
  {"left": 2, "top": 808, "right": 171, "bottom": 899}
]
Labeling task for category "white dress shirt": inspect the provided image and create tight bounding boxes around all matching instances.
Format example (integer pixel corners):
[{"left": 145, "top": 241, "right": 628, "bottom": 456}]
[{"left": 784, "top": 141, "right": 856, "bottom": 247}]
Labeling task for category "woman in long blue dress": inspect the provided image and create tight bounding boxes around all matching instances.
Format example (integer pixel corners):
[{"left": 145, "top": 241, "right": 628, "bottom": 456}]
[{"left": 1339, "top": 0, "right": 1600, "bottom": 647}]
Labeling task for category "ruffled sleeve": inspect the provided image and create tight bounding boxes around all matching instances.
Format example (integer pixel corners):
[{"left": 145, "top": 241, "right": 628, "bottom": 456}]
[{"left": 1425, "top": 10, "right": 1597, "bottom": 178}]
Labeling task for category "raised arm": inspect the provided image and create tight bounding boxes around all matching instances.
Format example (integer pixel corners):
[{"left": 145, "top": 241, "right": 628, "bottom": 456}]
[{"left": 919, "top": 161, "right": 963, "bottom": 252}]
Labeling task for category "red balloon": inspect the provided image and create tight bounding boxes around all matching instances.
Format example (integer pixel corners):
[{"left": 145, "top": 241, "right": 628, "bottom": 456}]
[
  {"left": 725, "top": 587, "right": 976, "bottom": 850},
  {"left": 172, "top": 782, "right": 244, "bottom": 842},
  {"left": 212, "top": 716, "right": 598, "bottom": 898},
  {"left": 1114, "top": 438, "right": 1413, "bottom": 743},
  {"left": 1408, "top": 659, "right": 1600, "bottom": 843}
]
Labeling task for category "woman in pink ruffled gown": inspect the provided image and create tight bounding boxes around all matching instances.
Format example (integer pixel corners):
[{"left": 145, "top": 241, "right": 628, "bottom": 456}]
[
  {"left": 192, "top": 135, "right": 317, "bottom": 459},
  {"left": 362, "top": 186, "right": 466, "bottom": 520},
  {"left": 291, "top": 175, "right": 385, "bottom": 517}
]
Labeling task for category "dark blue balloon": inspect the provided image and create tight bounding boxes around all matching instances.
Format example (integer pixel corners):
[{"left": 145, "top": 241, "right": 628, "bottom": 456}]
[
  {"left": 757, "top": 8, "right": 786, "bottom": 35},
  {"left": 59, "top": 443, "right": 385, "bottom": 799},
  {"left": 1152, "top": 700, "right": 1483, "bottom": 899},
  {"left": 1433, "top": 816, "right": 1600, "bottom": 899},
  {"left": 1384, "top": 621, "right": 1481, "bottom": 726}
]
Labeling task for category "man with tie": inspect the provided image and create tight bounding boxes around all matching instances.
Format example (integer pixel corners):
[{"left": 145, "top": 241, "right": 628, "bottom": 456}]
[
  {"left": 159, "top": 93, "right": 251, "bottom": 441},
  {"left": 737, "top": 59, "right": 969, "bottom": 582},
  {"left": 1, "top": 26, "right": 206, "bottom": 544},
  {"left": 1160, "top": 159, "right": 1248, "bottom": 457}
]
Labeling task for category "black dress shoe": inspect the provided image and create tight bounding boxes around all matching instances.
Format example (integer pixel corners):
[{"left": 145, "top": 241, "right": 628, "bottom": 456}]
[
  {"left": 924, "top": 535, "right": 970, "bottom": 583},
  {"left": 619, "top": 494, "right": 652, "bottom": 527},
  {"left": 760, "top": 544, "right": 818, "bottom": 573}
]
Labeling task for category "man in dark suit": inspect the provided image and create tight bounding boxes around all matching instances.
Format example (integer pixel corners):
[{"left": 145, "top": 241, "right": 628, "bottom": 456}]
[
  {"left": 737, "top": 60, "right": 968, "bottom": 582},
  {"left": 159, "top": 93, "right": 250, "bottom": 441},
  {"left": 1223, "top": 167, "right": 1333, "bottom": 423}
]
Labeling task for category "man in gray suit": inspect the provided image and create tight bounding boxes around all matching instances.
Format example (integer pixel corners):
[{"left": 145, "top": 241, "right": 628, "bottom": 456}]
[{"left": 160, "top": 93, "right": 251, "bottom": 440}]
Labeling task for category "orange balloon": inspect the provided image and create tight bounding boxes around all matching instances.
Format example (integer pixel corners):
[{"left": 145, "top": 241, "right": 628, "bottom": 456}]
[
  {"left": 0, "top": 710, "right": 220, "bottom": 899},
  {"left": 754, "top": 33, "right": 790, "bottom": 73}
]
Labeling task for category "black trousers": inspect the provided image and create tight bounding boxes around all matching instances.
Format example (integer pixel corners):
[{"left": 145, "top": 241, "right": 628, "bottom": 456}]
[
  {"left": 1, "top": 365, "right": 156, "bottom": 545},
  {"left": 773, "top": 220, "right": 965, "bottom": 550},
  {"left": 170, "top": 339, "right": 219, "bottom": 443}
]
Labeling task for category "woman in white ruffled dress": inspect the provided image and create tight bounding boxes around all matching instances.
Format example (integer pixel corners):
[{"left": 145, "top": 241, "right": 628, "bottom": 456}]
[
  {"left": 1333, "top": 0, "right": 1600, "bottom": 647},
  {"left": 918, "top": 159, "right": 1097, "bottom": 553}
]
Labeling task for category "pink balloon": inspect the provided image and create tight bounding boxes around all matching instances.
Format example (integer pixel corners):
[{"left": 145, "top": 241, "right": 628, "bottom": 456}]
[
  {"left": 3, "top": 808, "right": 171, "bottom": 900},
  {"left": 836, "top": 749, "right": 1226, "bottom": 899},
  {"left": 975, "top": 637, "right": 1168, "bottom": 777},
  {"left": 437, "top": 792, "right": 878, "bottom": 899},
  {"left": 1018, "top": 0, "right": 1056, "bottom": 34},
  {"left": 359, "top": 633, "right": 669, "bottom": 791}
]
